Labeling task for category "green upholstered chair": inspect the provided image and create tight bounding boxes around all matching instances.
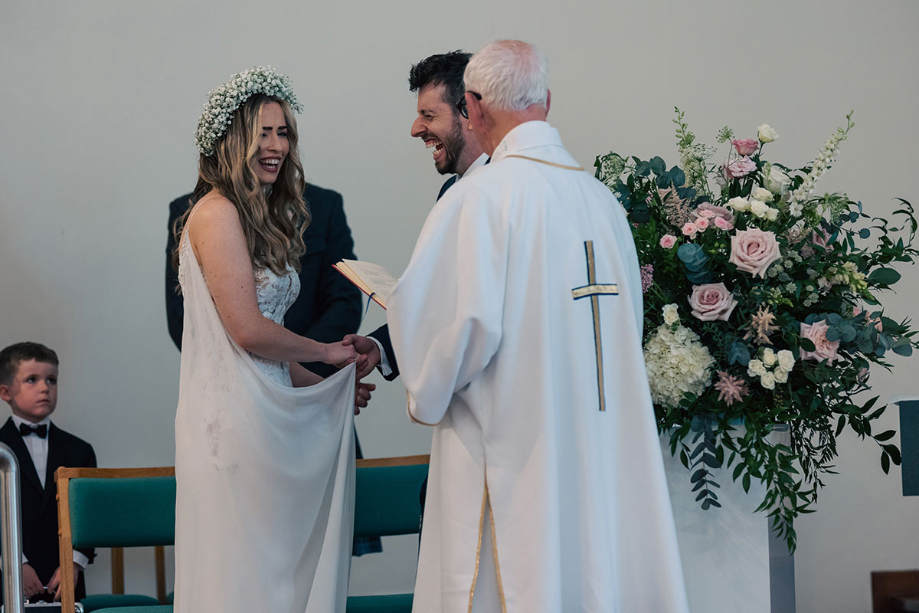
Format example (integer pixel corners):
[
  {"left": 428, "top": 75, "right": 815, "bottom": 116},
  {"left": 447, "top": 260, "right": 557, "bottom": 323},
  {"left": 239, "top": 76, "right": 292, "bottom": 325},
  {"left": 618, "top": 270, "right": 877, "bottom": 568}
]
[
  {"left": 55, "top": 467, "right": 176, "bottom": 613},
  {"left": 346, "top": 455, "right": 429, "bottom": 613}
]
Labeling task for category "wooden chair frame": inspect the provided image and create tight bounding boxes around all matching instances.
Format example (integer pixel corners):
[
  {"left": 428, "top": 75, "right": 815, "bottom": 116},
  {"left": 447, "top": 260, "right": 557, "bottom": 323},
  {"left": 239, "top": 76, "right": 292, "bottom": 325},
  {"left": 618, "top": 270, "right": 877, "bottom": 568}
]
[
  {"left": 56, "top": 466, "right": 175, "bottom": 613},
  {"left": 355, "top": 454, "right": 430, "bottom": 469}
]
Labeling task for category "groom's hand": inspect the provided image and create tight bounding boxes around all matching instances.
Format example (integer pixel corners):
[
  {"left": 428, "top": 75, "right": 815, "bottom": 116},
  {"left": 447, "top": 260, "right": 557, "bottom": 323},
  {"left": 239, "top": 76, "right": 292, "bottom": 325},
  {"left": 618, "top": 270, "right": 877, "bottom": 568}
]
[{"left": 342, "top": 335, "right": 381, "bottom": 379}]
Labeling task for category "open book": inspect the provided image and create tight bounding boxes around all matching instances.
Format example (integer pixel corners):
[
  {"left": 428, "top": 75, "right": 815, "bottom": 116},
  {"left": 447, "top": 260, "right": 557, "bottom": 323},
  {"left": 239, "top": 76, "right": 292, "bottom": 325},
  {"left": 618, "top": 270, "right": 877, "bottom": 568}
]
[{"left": 333, "top": 259, "right": 398, "bottom": 310}]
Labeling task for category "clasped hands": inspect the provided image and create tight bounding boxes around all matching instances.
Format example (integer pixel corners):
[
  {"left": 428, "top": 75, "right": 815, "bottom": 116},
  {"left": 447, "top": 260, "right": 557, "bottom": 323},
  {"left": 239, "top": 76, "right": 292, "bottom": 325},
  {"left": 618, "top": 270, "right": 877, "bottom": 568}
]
[
  {"left": 327, "top": 335, "right": 382, "bottom": 414},
  {"left": 327, "top": 335, "right": 379, "bottom": 414},
  {"left": 23, "top": 561, "right": 81, "bottom": 602}
]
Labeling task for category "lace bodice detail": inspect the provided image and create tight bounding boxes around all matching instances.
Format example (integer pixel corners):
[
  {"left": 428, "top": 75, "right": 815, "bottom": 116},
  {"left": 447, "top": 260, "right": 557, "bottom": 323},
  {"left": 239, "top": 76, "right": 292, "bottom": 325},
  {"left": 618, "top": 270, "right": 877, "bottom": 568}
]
[
  {"left": 249, "top": 266, "right": 300, "bottom": 384},
  {"left": 179, "top": 223, "right": 300, "bottom": 386}
]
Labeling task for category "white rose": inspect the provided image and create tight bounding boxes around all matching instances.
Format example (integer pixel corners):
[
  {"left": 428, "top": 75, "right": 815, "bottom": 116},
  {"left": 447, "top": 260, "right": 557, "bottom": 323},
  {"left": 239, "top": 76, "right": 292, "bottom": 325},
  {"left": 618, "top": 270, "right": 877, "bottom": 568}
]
[
  {"left": 765, "top": 207, "right": 778, "bottom": 221},
  {"left": 728, "top": 197, "right": 750, "bottom": 212},
  {"left": 663, "top": 304, "right": 680, "bottom": 325},
  {"left": 758, "top": 124, "right": 778, "bottom": 143},
  {"left": 762, "top": 348, "right": 777, "bottom": 367},
  {"left": 764, "top": 165, "right": 791, "bottom": 194},
  {"left": 753, "top": 187, "right": 773, "bottom": 202},
  {"left": 760, "top": 372, "right": 776, "bottom": 389},
  {"left": 777, "top": 350, "right": 795, "bottom": 372},
  {"left": 774, "top": 369, "right": 788, "bottom": 384},
  {"left": 748, "top": 359, "right": 766, "bottom": 377},
  {"left": 750, "top": 199, "right": 769, "bottom": 218}
]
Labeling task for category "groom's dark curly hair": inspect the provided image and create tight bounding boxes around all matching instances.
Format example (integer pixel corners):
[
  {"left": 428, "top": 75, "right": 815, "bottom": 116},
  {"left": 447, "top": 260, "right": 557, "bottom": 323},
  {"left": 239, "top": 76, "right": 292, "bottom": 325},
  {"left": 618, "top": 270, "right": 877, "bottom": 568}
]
[{"left": 408, "top": 50, "right": 472, "bottom": 110}]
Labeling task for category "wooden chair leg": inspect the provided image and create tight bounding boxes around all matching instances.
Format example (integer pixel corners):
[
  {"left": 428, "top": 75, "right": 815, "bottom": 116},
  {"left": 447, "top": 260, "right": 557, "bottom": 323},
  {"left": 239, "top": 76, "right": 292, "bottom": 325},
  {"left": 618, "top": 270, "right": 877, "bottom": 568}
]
[
  {"left": 111, "top": 547, "right": 125, "bottom": 594},
  {"left": 155, "top": 546, "right": 166, "bottom": 603}
]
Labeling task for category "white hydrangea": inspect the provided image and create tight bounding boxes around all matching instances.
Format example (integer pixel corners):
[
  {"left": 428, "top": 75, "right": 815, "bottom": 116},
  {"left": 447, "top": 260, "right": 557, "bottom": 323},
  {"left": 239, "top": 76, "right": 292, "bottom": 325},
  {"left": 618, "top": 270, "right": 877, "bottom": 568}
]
[
  {"left": 663, "top": 303, "right": 680, "bottom": 326},
  {"left": 643, "top": 323, "right": 715, "bottom": 409},
  {"left": 195, "top": 66, "right": 303, "bottom": 156}
]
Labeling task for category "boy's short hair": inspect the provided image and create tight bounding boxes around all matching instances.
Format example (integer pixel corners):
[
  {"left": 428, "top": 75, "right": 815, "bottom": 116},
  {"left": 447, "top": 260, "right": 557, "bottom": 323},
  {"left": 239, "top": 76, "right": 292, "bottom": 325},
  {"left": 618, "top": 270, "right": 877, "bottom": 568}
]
[{"left": 0, "top": 342, "right": 59, "bottom": 385}]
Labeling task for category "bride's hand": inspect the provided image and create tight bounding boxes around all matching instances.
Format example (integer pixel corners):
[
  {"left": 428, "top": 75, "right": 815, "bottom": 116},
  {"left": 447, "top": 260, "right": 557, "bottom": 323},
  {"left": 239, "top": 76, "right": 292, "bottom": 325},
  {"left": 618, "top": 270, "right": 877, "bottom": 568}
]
[{"left": 323, "top": 341, "right": 359, "bottom": 367}]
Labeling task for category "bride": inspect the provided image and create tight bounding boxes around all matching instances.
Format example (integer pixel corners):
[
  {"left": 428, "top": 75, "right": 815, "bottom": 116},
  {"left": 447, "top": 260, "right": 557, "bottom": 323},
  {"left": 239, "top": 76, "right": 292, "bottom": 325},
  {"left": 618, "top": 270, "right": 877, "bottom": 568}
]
[{"left": 171, "top": 67, "right": 369, "bottom": 612}]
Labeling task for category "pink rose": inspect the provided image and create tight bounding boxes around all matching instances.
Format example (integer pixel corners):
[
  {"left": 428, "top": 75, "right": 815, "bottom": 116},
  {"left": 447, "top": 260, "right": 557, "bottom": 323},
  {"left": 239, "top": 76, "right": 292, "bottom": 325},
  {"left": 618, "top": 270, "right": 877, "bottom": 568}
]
[
  {"left": 853, "top": 307, "right": 883, "bottom": 331},
  {"left": 733, "top": 139, "right": 760, "bottom": 156},
  {"left": 729, "top": 228, "right": 781, "bottom": 277},
  {"left": 660, "top": 234, "right": 677, "bottom": 249},
  {"left": 799, "top": 320, "right": 840, "bottom": 364},
  {"left": 691, "top": 202, "right": 735, "bottom": 226},
  {"left": 724, "top": 156, "right": 757, "bottom": 179},
  {"left": 695, "top": 217, "right": 710, "bottom": 231},
  {"left": 714, "top": 217, "right": 732, "bottom": 231},
  {"left": 812, "top": 228, "right": 831, "bottom": 249},
  {"left": 689, "top": 283, "right": 738, "bottom": 322},
  {"left": 682, "top": 222, "right": 698, "bottom": 237}
]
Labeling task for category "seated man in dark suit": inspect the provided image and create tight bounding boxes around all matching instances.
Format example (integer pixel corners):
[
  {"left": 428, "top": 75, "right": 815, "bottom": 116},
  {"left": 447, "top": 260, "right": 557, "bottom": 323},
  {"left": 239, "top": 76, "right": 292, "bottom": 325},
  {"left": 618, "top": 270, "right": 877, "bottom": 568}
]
[
  {"left": 166, "top": 183, "right": 381, "bottom": 555},
  {"left": 0, "top": 342, "right": 96, "bottom": 603}
]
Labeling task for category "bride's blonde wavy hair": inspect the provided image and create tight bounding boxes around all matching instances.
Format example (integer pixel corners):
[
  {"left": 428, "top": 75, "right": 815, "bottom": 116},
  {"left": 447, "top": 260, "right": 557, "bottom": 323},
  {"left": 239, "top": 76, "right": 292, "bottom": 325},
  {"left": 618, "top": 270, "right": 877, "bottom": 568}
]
[{"left": 172, "top": 93, "right": 309, "bottom": 278}]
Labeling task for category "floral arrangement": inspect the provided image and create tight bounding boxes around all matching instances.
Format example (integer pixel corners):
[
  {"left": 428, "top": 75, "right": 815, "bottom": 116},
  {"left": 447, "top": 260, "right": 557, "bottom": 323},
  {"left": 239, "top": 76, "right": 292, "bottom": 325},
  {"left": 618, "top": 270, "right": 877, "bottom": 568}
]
[
  {"left": 595, "top": 110, "right": 918, "bottom": 550},
  {"left": 195, "top": 66, "right": 303, "bottom": 156}
]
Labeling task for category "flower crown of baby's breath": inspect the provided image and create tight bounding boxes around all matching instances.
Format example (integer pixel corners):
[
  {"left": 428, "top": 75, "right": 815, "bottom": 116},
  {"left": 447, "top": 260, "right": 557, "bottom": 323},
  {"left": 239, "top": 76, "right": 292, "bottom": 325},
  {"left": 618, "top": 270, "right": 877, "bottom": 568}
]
[{"left": 195, "top": 66, "right": 303, "bottom": 156}]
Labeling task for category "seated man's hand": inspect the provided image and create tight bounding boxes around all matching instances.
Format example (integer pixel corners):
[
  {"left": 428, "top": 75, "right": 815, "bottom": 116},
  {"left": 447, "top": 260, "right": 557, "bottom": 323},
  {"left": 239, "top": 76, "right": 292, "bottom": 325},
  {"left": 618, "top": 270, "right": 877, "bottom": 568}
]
[
  {"left": 49, "top": 562, "right": 83, "bottom": 602},
  {"left": 22, "top": 562, "right": 43, "bottom": 599},
  {"left": 354, "top": 382, "right": 376, "bottom": 415},
  {"left": 342, "top": 335, "right": 381, "bottom": 379}
]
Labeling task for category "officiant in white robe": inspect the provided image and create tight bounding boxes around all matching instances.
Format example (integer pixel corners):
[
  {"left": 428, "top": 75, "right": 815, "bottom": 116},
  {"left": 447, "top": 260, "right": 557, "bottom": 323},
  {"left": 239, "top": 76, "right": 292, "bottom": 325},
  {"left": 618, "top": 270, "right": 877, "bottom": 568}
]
[{"left": 386, "top": 40, "right": 688, "bottom": 613}]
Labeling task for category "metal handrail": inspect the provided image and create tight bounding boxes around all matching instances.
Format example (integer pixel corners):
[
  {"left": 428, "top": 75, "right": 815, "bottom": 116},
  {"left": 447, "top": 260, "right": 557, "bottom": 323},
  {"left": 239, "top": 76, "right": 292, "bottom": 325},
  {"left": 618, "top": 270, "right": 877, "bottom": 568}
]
[{"left": 0, "top": 442, "right": 23, "bottom": 613}]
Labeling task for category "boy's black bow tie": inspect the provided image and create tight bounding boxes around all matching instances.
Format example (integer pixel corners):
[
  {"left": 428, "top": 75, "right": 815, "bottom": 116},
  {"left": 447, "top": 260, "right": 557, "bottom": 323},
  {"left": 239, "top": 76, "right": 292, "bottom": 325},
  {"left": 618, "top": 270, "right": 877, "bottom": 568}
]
[{"left": 19, "top": 423, "right": 48, "bottom": 439}]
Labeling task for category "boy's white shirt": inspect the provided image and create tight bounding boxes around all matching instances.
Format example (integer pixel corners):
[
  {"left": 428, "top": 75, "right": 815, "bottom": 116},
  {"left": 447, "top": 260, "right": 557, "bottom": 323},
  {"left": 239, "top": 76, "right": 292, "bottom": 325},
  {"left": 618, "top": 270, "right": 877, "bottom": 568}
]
[{"left": 11, "top": 414, "right": 87, "bottom": 569}]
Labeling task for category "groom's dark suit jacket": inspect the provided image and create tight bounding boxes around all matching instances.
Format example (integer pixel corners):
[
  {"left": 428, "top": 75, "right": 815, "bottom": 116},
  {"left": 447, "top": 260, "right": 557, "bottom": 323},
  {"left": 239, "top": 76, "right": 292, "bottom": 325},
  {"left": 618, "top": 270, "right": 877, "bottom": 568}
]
[
  {"left": 0, "top": 418, "right": 95, "bottom": 600},
  {"left": 166, "top": 183, "right": 363, "bottom": 378}
]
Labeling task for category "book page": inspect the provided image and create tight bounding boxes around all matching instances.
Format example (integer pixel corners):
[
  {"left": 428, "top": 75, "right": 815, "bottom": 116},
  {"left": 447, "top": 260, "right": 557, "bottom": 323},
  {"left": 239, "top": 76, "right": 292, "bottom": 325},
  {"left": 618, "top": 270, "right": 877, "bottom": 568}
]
[{"left": 333, "top": 259, "right": 398, "bottom": 309}]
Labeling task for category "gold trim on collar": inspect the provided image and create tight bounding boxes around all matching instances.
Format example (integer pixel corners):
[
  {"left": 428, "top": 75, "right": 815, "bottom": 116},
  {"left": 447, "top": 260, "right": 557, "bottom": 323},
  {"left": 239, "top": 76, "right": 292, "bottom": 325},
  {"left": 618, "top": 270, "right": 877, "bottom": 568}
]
[{"left": 504, "top": 154, "right": 585, "bottom": 171}]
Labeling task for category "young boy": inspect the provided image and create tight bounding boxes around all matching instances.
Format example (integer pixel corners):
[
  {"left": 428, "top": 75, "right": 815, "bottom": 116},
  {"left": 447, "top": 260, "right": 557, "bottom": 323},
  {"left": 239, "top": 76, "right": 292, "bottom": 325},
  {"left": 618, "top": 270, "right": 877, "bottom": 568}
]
[{"left": 0, "top": 342, "right": 96, "bottom": 602}]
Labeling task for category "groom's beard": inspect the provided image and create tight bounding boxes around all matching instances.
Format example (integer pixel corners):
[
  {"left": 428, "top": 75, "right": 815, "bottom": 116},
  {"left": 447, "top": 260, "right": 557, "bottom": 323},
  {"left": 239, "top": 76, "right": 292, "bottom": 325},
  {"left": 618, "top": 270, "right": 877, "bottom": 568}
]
[{"left": 436, "top": 116, "right": 466, "bottom": 176}]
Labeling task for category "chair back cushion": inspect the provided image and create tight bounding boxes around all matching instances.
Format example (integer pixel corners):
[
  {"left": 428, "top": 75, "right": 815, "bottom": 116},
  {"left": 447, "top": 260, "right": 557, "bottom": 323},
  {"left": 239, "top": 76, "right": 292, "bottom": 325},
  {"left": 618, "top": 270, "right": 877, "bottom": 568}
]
[
  {"left": 70, "top": 477, "right": 176, "bottom": 548},
  {"left": 353, "top": 464, "right": 428, "bottom": 538}
]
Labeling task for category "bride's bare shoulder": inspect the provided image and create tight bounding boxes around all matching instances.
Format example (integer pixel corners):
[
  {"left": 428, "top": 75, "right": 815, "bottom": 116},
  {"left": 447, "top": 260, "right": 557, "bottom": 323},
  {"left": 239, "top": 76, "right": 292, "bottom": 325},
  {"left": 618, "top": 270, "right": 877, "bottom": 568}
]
[{"left": 188, "top": 192, "right": 240, "bottom": 232}]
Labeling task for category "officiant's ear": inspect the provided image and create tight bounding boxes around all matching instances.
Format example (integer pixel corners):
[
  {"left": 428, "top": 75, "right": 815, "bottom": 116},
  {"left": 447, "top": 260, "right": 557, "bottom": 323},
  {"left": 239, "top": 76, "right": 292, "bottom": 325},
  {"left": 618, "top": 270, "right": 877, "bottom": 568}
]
[
  {"left": 546, "top": 89, "right": 551, "bottom": 114},
  {"left": 465, "top": 90, "right": 485, "bottom": 127}
]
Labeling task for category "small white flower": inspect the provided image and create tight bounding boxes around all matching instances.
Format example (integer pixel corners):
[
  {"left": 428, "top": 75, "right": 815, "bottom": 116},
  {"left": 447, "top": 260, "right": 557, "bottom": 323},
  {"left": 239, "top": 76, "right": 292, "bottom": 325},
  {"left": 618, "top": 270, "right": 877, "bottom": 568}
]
[
  {"left": 663, "top": 303, "right": 680, "bottom": 326},
  {"left": 763, "top": 348, "right": 777, "bottom": 367},
  {"left": 728, "top": 197, "right": 750, "bottom": 212},
  {"left": 773, "top": 369, "right": 788, "bottom": 384},
  {"left": 758, "top": 124, "right": 779, "bottom": 143},
  {"left": 777, "top": 350, "right": 795, "bottom": 372},
  {"left": 753, "top": 187, "right": 772, "bottom": 202},
  {"left": 748, "top": 359, "right": 766, "bottom": 377},
  {"left": 750, "top": 199, "right": 769, "bottom": 218},
  {"left": 760, "top": 372, "right": 776, "bottom": 389},
  {"left": 765, "top": 207, "right": 779, "bottom": 221}
]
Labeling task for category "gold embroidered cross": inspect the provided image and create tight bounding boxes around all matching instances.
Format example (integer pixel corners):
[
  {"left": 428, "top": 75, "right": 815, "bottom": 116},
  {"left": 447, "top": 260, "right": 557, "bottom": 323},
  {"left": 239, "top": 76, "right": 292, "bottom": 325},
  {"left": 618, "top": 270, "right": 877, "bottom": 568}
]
[{"left": 571, "top": 240, "right": 619, "bottom": 412}]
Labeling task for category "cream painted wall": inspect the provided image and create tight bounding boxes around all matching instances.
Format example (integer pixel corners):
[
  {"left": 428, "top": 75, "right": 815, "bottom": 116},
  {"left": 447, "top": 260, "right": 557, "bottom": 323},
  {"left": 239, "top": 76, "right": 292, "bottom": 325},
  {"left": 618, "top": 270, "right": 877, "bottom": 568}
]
[{"left": 1, "top": 0, "right": 917, "bottom": 609}]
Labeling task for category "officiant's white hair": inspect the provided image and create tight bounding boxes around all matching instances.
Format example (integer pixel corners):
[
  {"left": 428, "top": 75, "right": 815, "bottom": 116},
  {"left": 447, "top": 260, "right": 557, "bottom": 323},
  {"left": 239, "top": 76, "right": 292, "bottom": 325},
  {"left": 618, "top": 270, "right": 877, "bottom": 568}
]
[{"left": 464, "top": 39, "right": 549, "bottom": 111}]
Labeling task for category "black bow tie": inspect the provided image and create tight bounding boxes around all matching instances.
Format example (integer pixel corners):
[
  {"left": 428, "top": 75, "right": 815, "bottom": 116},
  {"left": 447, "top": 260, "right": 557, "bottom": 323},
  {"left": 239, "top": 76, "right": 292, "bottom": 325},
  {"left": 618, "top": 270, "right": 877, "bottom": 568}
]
[{"left": 19, "top": 423, "right": 48, "bottom": 439}]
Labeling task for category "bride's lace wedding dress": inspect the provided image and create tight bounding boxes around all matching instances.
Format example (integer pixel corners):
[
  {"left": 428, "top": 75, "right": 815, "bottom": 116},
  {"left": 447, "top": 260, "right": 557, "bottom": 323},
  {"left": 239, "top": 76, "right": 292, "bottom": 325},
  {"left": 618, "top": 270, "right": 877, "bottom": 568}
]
[{"left": 173, "top": 218, "right": 356, "bottom": 613}]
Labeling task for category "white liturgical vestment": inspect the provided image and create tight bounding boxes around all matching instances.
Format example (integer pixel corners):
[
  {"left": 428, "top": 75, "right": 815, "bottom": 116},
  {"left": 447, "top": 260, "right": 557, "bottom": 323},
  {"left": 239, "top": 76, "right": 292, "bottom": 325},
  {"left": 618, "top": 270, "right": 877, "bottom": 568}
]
[{"left": 387, "top": 121, "right": 688, "bottom": 612}]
